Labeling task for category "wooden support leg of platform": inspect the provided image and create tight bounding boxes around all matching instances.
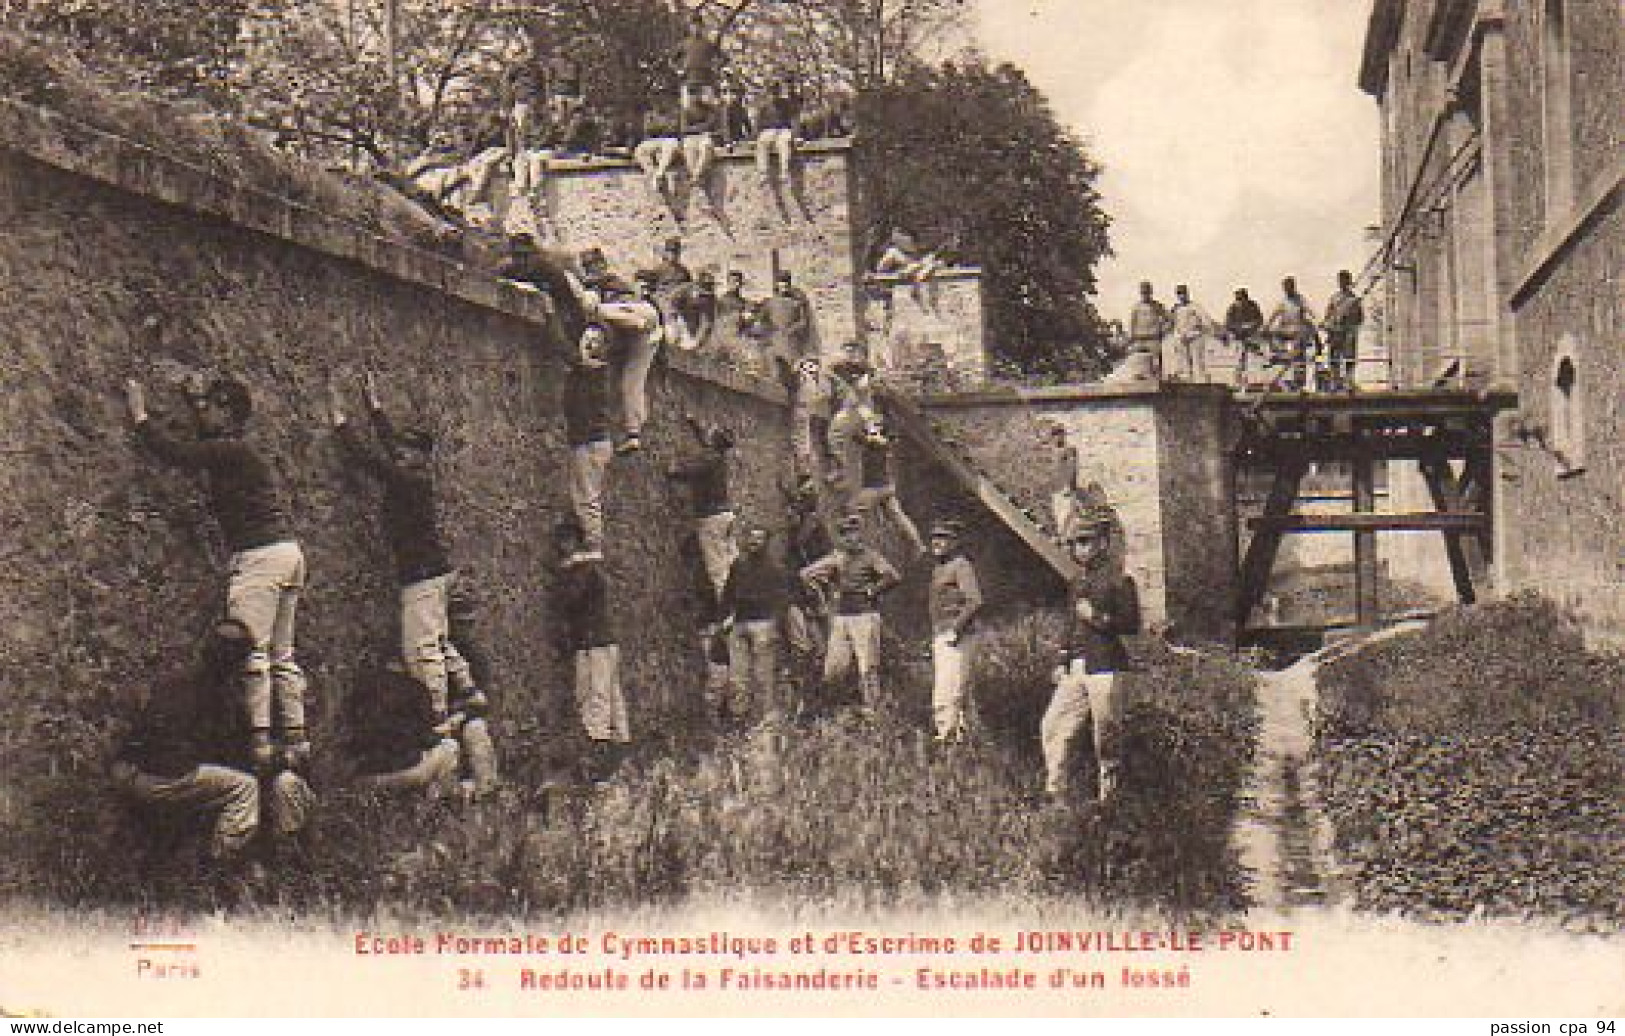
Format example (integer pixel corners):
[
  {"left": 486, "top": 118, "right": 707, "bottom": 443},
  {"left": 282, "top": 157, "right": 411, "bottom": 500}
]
[
  {"left": 1352, "top": 452, "right": 1378, "bottom": 628},
  {"left": 1419, "top": 456, "right": 1479, "bottom": 605},
  {"left": 1237, "top": 459, "right": 1308, "bottom": 629}
]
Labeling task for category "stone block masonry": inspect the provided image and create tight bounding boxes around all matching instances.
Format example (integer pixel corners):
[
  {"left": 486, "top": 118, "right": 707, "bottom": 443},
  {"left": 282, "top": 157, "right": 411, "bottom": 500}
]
[
  {"left": 539, "top": 143, "right": 863, "bottom": 354},
  {"left": 919, "top": 385, "right": 1238, "bottom": 644},
  {"left": 861, "top": 269, "right": 988, "bottom": 384}
]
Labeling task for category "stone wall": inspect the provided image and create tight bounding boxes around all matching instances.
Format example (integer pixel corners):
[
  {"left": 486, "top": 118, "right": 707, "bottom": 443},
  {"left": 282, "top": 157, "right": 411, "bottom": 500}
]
[
  {"left": 1503, "top": 203, "right": 1625, "bottom": 646},
  {"left": 535, "top": 144, "right": 862, "bottom": 356},
  {"left": 0, "top": 99, "right": 797, "bottom": 820},
  {"left": 918, "top": 385, "right": 1237, "bottom": 643},
  {"left": 860, "top": 269, "right": 987, "bottom": 385}
]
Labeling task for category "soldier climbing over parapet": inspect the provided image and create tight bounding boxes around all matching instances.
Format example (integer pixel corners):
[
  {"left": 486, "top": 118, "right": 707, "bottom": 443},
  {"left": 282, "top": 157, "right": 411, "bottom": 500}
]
[
  {"left": 125, "top": 371, "right": 310, "bottom": 784},
  {"left": 326, "top": 372, "right": 499, "bottom": 798}
]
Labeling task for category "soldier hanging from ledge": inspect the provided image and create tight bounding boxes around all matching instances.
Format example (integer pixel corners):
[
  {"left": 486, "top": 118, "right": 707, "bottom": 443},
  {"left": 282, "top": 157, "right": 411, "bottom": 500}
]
[
  {"left": 112, "top": 619, "right": 315, "bottom": 881},
  {"left": 125, "top": 372, "right": 310, "bottom": 783},
  {"left": 327, "top": 372, "right": 499, "bottom": 797}
]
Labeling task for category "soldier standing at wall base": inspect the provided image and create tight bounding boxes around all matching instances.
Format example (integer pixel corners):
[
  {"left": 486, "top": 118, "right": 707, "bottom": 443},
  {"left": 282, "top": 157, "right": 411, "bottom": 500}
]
[
  {"left": 926, "top": 520, "right": 983, "bottom": 744},
  {"left": 1040, "top": 508, "right": 1141, "bottom": 807},
  {"left": 125, "top": 373, "right": 310, "bottom": 781},
  {"left": 800, "top": 515, "right": 902, "bottom": 718},
  {"left": 553, "top": 519, "right": 631, "bottom": 783}
]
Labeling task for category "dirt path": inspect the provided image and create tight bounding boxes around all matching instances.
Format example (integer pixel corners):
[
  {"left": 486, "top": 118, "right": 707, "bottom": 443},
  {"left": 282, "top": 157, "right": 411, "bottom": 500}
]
[{"left": 1232, "top": 624, "right": 1430, "bottom": 912}]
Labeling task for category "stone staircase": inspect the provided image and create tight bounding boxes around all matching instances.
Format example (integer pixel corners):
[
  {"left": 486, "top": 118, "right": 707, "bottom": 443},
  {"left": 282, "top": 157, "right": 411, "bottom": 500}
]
[{"left": 880, "top": 388, "right": 1079, "bottom": 583}]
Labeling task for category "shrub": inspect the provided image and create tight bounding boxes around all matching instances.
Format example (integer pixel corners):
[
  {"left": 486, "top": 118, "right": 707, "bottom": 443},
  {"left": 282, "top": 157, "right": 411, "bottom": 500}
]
[{"left": 1313, "top": 594, "right": 1625, "bottom": 924}]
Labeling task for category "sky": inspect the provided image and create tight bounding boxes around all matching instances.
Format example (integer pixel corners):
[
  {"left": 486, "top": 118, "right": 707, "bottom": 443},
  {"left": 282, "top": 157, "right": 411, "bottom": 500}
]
[{"left": 973, "top": 0, "right": 1381, "bottom": 319}]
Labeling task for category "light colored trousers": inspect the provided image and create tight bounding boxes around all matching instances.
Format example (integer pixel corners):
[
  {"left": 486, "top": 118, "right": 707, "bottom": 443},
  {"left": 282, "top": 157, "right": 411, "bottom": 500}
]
[
  {"left": 756, "top": 128, "right": 794, "bottom": 177},
  {"left": 117, "top": 764, "right": 313, "bottom": 859},
  {"left": 569, "top": 438, "right": 614, "bottom": 551},
  {"left": 730, "top": 619, "right": 780, "bottom": 719},
  {"left": 575, "top": 645, "right": 630, "bottom": 743},
  {"left": 1040, "top": 663, "right": 1123, "bottom": 799},
  {"left": 825, "top": 612, "right": 882, "bottom": 706},
  {"left": 401, "top": 573, "right": 474, "bottom": 716},
  {"left": 599, "top": 301, "right": 662, "bottom": 439},
  {"left": 635, "top": 137, "right": 680, "bottom": 187},
  {"left": 696, "top": 511, "right": 738, "bottom": 600},
  {"left": 227, "top": 540, "right": 307, "bottom": 735},
  {"left": 357, "top": 739, "right": 459, "bottom": 794},
  {"left": 1162, "top": 335, "right": 1210, "bottom": 383},
  {"left": 931, "top": 632, "right": 971, "bottom": 741},
  {"left": 682, "top": 133, "right": 714, "bottom": 181}
]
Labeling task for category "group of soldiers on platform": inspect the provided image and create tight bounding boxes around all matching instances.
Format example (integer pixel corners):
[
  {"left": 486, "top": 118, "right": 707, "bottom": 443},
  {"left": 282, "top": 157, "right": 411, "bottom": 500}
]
[{"left": 1112, "top": 270, "right": 1367, "bottom": 392}]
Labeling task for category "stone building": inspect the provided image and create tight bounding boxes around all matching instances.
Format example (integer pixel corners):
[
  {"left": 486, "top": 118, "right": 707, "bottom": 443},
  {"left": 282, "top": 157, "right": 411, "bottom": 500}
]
[{"left": 1359, "top": 0, "right": 1623, "bottom": 643}]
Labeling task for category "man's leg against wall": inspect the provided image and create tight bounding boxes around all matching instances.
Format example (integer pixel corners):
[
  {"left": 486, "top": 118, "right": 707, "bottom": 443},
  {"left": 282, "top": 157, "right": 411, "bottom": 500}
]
[
  {"left": 635, "top": 140, "right": 661, "bottom": 185},
  {"left": 823, "top": 616, "right": 855, "bottom": 693},
  {"left": 774, "top": 129, "right": 794, "bottom": 179},
  {"left": 696, "top": 511, "right": 739, "bottom": 601},
  {"left": 268, "top": 545, "right": 308, "bottom": 739},
  {"left": 267, "top": 770, "right": 316, "bottom": 837},
  {"left": 615, "top": 321, "right": 660, "bottom": 440},
  {"left": 460, "top": 718, "right": 500, "bottom": 791},
  {"left": 569, "top": 439, "right": 613, "bottom": 551},
  {"left": 1039, "top": 668, "right": 1091, "bottom": 800},
  {"left": 684, "top": 134, "right": 713, "bottom": 181},
  {"left": 755, "top": 131, "right": 774, "bottom": 176},
  {"left": 750, "top": 622, "right": 781, "bottom": 721},
  {"left": 401, "top": 577, "right": 451, "bottom": 715},
  {"left": 227, "top": 545, "right": 293, "bottom": 733},
  {"left": 882, "top": 492, "right": 926, "bottom": 555},
  {"left": 356, "top": 742, "right": 458, "bottom": 795}
]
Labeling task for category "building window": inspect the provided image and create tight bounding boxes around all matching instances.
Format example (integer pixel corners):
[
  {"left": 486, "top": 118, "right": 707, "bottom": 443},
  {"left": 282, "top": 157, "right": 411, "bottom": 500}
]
[
  {"left": 1540, "top": 0, "right": 1576, "bottom": 221},
  {"left": 1548, "top": 344, "right": 1586, "bottom": 476}
]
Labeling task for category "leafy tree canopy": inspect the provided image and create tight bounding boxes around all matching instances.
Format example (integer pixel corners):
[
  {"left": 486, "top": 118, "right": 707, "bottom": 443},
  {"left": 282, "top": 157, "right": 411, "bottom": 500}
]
[{"left": 856, "top": 60, "right": 1113, "bottom": 380}]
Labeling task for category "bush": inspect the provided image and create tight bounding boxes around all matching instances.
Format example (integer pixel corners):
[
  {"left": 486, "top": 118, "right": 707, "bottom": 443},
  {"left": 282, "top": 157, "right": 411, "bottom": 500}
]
[{"left": 1313, "top": 594, "right": 1625, "bottom": 924}]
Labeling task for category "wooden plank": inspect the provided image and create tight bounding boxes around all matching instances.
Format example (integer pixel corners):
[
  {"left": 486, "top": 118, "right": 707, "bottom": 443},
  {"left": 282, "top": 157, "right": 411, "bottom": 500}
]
[
  {"left": 1236, "top": 459, "right": 1307, "bottom": 627},
  {"left": 1352, "top": 452, "right": 1378, "bottom": 627},
  {"left": 1419, "top": 456, "right": 1478, "bottom": 605},
  {"left": 1249, "top": 513, "right": 1489, "bottom": 532}
]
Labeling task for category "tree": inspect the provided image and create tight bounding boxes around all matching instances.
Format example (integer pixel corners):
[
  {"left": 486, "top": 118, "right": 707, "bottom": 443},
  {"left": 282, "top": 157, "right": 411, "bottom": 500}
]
[
  {"left": 855, "top": 60, "right": 1113, "bottom": 381},
  {"left": 3, "top": 0, "right": 252, "bottom": 104}
]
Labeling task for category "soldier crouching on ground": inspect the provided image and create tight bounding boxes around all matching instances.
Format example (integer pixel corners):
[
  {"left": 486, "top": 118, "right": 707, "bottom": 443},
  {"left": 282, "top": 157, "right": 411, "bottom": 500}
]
[
  {"left": 345, "top": 663, "right": 494, "bottom": 800},
  {"left": 112, "top": 620, "right": 314, "bottom": 877}
]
